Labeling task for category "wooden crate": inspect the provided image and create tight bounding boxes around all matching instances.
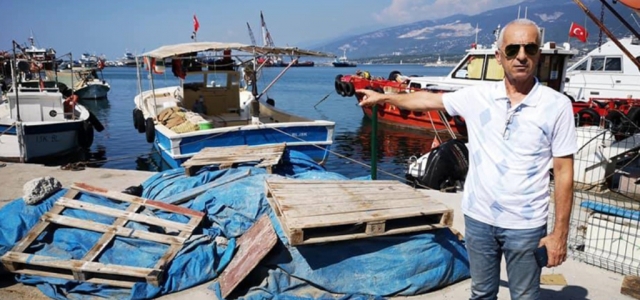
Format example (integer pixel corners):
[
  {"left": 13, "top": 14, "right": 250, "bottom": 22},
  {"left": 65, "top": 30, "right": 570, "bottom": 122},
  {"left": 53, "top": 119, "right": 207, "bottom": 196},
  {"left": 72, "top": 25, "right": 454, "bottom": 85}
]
[
  {"left": 265, "top": 179, "right": 453, "bottom": 245},
  {"left": 0, "top": 182, "right": 204, "bottom": 288},
  {"left": 181, "top": 143, "right": 286, "bottom": 176}
]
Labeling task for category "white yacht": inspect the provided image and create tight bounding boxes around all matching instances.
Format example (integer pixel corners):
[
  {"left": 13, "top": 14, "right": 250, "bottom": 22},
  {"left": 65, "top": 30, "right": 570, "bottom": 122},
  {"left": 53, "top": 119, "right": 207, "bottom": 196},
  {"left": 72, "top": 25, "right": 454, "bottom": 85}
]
[{"left": 563, "top": 36, "right": 640, "bottom": 102}]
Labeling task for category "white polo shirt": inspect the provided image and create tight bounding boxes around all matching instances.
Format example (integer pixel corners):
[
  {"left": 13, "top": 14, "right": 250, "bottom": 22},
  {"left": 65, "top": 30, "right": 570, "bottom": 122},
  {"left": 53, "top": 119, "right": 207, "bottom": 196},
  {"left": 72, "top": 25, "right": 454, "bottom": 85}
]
[{"left": 442, "top": 80, "right": 577, "bottom": 229}]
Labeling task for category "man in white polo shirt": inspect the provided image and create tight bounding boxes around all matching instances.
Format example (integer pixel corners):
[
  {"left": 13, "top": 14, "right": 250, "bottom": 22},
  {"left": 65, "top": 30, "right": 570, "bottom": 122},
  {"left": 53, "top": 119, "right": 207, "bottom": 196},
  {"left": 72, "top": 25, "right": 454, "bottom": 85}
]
[{"left": 356, "top": 18, "right": 577, "bottom": 300}]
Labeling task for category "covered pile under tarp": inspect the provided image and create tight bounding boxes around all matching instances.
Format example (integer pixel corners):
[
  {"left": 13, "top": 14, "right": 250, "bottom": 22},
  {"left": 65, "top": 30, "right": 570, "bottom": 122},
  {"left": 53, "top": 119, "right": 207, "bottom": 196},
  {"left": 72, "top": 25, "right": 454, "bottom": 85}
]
[{"left": 0, "top": 150, "right": 470, "bottom": 299}]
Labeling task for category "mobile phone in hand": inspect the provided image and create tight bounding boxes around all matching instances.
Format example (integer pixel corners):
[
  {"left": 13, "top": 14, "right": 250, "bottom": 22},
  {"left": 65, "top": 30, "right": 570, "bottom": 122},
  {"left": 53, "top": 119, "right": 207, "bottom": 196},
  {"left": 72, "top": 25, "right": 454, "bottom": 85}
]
[{"left": 534, "top": 246, "right": 548, "bottom": 268}]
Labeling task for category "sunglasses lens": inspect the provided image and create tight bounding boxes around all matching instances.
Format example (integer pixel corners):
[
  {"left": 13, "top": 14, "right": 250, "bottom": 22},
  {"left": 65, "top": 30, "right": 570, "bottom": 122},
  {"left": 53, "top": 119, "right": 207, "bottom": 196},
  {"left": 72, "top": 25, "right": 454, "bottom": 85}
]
[
  {"left": 504, "top": 45, "right": 520, "bottom": 58},
  {"left": 503, "top": 44, "right": 539, "bottom": 58},
  {"left": 524, "top": 44, "right": 539, "bottom": 56}
]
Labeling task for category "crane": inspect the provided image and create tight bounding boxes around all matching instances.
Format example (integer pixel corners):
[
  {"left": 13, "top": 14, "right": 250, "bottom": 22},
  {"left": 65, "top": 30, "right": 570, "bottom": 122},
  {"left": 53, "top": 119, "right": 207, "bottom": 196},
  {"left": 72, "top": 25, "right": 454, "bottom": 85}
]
[{"left": 247, "top": 22, "right": 256, "bottom": 46}]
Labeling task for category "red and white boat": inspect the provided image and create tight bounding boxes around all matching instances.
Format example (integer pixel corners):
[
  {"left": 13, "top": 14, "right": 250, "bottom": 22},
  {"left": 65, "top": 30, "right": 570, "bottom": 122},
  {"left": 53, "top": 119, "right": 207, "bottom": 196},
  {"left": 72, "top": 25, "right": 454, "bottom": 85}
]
[{"left": 334, "top": 27, "right": 577, "bottom": 136}]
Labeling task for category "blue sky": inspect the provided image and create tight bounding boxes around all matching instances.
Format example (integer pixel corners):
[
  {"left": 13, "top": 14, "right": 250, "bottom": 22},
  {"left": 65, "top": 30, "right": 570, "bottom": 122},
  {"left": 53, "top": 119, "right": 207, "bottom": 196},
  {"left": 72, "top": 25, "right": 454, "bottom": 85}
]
[{"left": 1, "top": 0, "right": 523, "bottom": 60}]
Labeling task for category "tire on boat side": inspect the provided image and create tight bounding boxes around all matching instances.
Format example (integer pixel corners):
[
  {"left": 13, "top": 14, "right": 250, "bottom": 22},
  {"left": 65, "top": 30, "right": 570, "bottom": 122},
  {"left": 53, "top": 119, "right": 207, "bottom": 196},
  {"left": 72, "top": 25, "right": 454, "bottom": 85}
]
[
  {"left": 145, "top": 118, "right": 155, "bottom": 143},
  {"left": 334, "top": 75, "right": 344, "bottom": 96},
  {"left": 78, "top": 121, "right": 94, "bottom": 149},
  {"left": 133, "top": 108, "right": 140, "bottom": 130},
  {"left": 135, "top": 109, "right": 146, "bottom": 133},
  {"left": 575, "top": 108, "right": 600, "bottom": 127},
  {"left": 623, "top": 106, "right": 640, "bottom": 135},
  {"left": 343, "top": 81, "right": 355, "bottom": 97},
  {"left": 416, "top": 139, "right": 469, "bottom": 190},
  {"left": 88, "top": 112, "right": 105, "bottom": 132}
]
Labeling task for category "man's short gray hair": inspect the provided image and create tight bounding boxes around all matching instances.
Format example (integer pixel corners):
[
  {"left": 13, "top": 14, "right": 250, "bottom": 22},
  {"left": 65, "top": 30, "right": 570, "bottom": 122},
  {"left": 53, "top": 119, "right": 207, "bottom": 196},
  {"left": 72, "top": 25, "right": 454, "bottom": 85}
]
[{"left": 497, "top": 18, "right": 542, "bottom": 48}]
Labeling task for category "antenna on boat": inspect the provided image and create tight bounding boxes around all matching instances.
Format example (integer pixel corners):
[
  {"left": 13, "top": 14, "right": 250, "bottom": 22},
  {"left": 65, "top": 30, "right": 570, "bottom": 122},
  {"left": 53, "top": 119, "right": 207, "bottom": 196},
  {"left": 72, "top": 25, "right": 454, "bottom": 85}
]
[
  {"left": 518, "top": 6, "right": 521, "bottom": 19},
  {"left": 525, "top": 7, "right": 528, "bottom": 19},
  {"left": 474, "top": 23, "right": 479, "bottom": 45}
]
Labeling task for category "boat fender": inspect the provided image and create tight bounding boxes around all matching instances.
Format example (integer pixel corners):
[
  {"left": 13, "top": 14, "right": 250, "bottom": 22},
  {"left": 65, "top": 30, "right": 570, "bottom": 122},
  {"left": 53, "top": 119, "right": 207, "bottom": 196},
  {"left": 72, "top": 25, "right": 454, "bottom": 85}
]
[
  {"left": 388, "top": 70, "right": 402, "bottom": 81},
  {"left": 63, "top": 95, "right": 79, "bottom": 117},
  {"left": 133, "top": 108, "right": 140, "bottom": 130},
  {"left": 78, "top": 121, "right": 94, "bottom": 148},
  {"left": 342, "top": 81, "right": 355, "bottom": 97},
  {"left": 453, "top": 116, "right": 468, "bottom": 136},
  {"left": 335, "top": 75, "right": 345, "bottom": 96},
  {"left": 135, "top": 109, "right": 146, "bottom": 133},
  {"left": 88, "top": 112, "right": 105, "bottom": 132},
  {"left": 575, "top": 108, "right": 600, "bottom": 126},
  {"left": 145, "top": 118, "right": 155, "bottom": 143},
  {"left": 266, "top": 98, "right": 275, "bottom": 106},
  {"left": 417, "top": 139, "right": 469, "bottom": 190},
  {"left": 605, "top": 110, "right": 627, "bottom": 140},
  {"left": 623, "top": 106, "right": 640, "bottom": 134}
]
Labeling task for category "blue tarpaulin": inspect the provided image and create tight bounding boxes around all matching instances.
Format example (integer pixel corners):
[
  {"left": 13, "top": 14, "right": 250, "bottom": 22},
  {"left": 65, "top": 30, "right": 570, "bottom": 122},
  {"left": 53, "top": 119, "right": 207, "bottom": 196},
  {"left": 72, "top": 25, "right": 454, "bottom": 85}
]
[{"left": 0, "top": 150, "right": 470, "bottom": 299}]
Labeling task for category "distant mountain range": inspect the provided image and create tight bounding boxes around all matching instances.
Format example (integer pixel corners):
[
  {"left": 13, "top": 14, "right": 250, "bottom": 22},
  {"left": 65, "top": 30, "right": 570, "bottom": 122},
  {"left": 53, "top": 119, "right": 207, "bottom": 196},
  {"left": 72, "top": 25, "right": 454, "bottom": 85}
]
[{"left": 312, "top": 0, "right": 639, "bottom": 60}]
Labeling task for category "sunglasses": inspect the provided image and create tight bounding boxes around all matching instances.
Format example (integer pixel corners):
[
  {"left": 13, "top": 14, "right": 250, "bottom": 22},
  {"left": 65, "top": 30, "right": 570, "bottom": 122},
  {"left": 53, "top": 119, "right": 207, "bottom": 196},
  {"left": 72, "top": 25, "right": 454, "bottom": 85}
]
[{"left": 502, "top": 43, "right": 539, "bottom": 59}]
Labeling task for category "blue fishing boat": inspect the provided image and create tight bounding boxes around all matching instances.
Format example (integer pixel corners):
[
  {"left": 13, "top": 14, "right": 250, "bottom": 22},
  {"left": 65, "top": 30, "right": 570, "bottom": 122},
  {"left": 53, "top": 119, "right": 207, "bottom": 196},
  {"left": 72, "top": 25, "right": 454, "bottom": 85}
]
[{"left": 132, "top": 42, "right": 336, "bottom": 169}]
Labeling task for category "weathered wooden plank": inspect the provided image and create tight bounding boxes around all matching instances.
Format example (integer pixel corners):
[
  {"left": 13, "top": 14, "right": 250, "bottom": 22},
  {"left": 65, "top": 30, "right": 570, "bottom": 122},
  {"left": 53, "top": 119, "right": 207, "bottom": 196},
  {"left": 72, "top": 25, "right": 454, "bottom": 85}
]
[
  {"left": 71, "top": 183, "right": 205, "bottom": 218},
  {"left": 57, "top": 198, "right": 196, "bottom": 232},
  {"left": 162, "top": 169, "right": 251, "bottom": 206},
  {"left": 272, "top": 193, "right": 431, "bottom": 206},
  {"left": 288, "top": 206, "right": 452, "bottom": 229},
  {"left": 150, "top": 216, "right": 202, "bottom": 286},
  {"left": 2, "top": 189, "right": 80, "bottom": 272},
  {"left": 12, "top": 269, "right": 137, "bottom": 288},
  {"left": 297, "top": 222, "right": 450, "bottom": 245},
  {"left": 2, "top": 252, "right": 157, "bottom": 278},
  {"left": 44, "top": 213, "right": 185, "bottom": 244},
  {"left": 622, "top": 275, "right": 640, "bottom": 299},
  {"left": 266, "top": 180, "right": 401, "bottom": 187},
  {"left": 73, "top": 202, "right": 144, "bottom": 281},
  {"left": 281, "top": 198, "right": 436, "bottom": 219},
  {"left": 219, "top": 215, "right": 278, "bottom": 298}
]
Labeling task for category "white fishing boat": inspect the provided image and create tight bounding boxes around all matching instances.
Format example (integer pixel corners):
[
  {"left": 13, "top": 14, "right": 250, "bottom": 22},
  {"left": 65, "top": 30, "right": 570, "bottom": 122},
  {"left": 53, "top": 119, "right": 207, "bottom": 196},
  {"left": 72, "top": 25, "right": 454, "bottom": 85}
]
[
  {"left": 49, "top": 65, "right": 111, "bottom": 100},
  {"left": 0, "top": 42, "right": 103, "bottom": 163},
  {"left": 132, "top": 42, "right": 336, "bottom": 169},
  {"left": 563, "top": 36, "right": 640, "bottom": 102}
]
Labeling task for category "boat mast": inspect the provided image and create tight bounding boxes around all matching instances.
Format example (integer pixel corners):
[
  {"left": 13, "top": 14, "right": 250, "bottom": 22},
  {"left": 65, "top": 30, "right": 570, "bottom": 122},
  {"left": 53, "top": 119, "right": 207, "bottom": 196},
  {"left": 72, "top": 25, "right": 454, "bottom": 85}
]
[{"left": 11, "top": 41, "right": 20, "bottom": 122}]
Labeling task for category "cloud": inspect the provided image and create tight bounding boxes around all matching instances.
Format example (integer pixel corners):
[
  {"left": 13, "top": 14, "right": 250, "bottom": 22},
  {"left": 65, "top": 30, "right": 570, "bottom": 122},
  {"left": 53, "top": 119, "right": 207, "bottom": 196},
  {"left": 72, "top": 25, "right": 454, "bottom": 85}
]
[{"left": 373, "top": 0, "right": 526, "bottom": 24}]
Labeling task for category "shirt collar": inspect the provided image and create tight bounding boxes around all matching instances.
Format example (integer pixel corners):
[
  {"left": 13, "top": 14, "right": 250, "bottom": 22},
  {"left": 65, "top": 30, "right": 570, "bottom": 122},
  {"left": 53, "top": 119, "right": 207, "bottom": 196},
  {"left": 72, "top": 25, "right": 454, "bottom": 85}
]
[{"left": 493, "top": 77, "right": 541, "bottom": 107}]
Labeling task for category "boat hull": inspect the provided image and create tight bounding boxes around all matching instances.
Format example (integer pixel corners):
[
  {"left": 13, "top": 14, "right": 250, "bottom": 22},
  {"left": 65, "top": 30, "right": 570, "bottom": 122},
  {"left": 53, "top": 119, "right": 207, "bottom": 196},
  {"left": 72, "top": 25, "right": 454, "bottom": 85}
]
[
  {"left": 343, "top": 75, "right": 466, "bottom": 135},
  {"left": 0, "top": 121, "right": 84, "bottom": 162},
  {"left": 75, "top": 84, "right": 110, "bottom": 99},
  {"left": 332, "top": 62, "right": 357, "bottom": 68},
  {"left": 153, "top": 123, "right": 334, "bottom": 169}
]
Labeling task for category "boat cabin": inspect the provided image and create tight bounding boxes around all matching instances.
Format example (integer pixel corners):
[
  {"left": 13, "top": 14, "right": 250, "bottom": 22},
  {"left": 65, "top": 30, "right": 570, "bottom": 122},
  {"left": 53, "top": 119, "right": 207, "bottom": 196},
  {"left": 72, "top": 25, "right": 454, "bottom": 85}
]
[
  {"left": 407, "top": 41, "right": 576, "bottom": 93},
  {"left": 564, "top": 36, "right": 640, "bottom": 101},
  {"left": 180, "top": 70, "right": 243, "bottom": 116}
]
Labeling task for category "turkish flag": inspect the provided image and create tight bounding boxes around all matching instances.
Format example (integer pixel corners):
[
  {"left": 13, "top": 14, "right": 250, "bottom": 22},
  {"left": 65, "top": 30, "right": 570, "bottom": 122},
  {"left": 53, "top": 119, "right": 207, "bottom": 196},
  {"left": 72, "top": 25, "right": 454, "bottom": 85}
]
[
  {"left": 569, "top": 22, "right": 588, "bottom": 43},
  {"left": 193, "top": 15, "right": 200, "bottom": 33}
]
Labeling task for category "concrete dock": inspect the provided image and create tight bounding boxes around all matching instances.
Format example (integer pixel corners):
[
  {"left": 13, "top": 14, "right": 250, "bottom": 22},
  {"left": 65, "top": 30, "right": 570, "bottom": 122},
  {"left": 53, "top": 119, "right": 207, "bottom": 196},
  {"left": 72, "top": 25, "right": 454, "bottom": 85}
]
[{"left": 0, "top": 163, "right": 633, "bottom": 299}]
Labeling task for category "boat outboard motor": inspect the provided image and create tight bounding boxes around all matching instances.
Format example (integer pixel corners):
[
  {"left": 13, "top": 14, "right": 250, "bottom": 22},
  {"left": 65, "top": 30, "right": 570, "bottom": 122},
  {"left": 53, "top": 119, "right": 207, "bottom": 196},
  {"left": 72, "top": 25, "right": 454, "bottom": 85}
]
[{"left": 416, "top": 139, "right": 469, "bottom": 191}]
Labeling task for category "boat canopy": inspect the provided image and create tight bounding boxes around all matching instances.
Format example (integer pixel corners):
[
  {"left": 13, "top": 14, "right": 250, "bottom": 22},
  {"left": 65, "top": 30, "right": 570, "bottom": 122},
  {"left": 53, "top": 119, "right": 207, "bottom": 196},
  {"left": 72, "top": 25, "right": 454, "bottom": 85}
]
[{"left": 141, "top": 42, "right": 336, "bottom": 59}]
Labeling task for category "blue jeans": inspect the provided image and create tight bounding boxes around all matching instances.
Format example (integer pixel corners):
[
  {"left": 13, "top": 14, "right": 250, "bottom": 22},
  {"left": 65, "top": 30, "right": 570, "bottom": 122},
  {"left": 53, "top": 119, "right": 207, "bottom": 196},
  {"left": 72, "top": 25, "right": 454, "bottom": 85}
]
[{"left": 464, "top": 215, "right": 547, "bottom": 300}]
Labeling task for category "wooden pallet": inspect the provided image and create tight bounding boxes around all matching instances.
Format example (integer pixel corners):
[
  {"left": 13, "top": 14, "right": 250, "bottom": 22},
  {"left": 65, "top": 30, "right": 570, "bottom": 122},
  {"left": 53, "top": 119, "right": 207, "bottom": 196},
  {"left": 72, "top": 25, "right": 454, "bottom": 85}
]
[
  {"left": 265, "top": 179, "right": 453, "bottom": 245},
  {"left": 181, "top": 143, "right": 286, "bottom": 176},
  {"left": 0, "top": 182, "right": 204, "bottom": 288}
]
